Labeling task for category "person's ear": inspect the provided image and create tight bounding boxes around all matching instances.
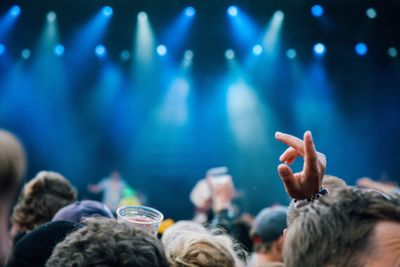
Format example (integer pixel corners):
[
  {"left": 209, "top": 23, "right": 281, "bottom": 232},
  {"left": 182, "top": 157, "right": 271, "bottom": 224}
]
[{"left": 253, "top": 235, "right": 263, "bottom": 244}]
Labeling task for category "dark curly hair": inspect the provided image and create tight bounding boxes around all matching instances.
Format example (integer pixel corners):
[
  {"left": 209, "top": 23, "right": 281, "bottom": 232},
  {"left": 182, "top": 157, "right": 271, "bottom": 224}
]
[
  {"left": 11, "top": 171, "right": 77, "bottom": 233},
  {"left": 46, "top": 217, "right": 169, "bottom": 267}
]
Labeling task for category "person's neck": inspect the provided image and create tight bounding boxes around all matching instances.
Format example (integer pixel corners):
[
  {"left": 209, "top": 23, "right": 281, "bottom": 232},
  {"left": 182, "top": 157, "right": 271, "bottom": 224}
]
[
  {"left": 0, "top": 201, "right": 10, "bottom": 265},
  {"left": 255, "top": 252, "right": 281, "bottom": 264}
]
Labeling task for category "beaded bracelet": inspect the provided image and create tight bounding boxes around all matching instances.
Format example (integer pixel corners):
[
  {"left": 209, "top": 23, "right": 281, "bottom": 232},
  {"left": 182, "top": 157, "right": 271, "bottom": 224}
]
[{"left": 294, "top": 187, "right": 328, "bottom": 208}]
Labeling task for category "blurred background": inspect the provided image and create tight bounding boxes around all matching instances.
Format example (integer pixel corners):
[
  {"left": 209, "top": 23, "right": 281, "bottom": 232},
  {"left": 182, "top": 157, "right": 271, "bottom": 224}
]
[{"left": 0, "top": 0, "right": 399, "bottom": 219}]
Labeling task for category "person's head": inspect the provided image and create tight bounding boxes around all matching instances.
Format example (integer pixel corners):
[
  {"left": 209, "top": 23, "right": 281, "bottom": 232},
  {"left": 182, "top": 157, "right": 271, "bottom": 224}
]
[
  {"left": 251, "top": 206, "right": 287, "bottom": 262},
  {"left": 46, "top": 217, "right": 169, "bottom": 267},
  {"left": 284, "top": 187, "right": 400, "bottom": 267},
  {"left": 52, "top": 200, "right": 114, "bottom": 223},
  {"left": 111, "top": 170, "right": 121, "bottom": 180},
  {"left": 162, "top": 223, "right": 245, "bottom": 267},
  {"left": 0, "top": 130, "right": 26, "bottom": 199},
  {"left": 11, "top": 171, "right": 77, "bottom": 236}
]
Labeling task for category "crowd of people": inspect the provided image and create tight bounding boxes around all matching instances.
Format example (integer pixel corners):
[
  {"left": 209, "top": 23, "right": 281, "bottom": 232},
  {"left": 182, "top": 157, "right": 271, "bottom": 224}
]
[{"left": 0, "top": 129, "right": 399, "bottom": 267}]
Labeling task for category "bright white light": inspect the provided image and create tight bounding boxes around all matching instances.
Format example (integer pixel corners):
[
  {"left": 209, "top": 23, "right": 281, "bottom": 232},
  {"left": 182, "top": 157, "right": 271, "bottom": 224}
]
[
  {"left": 102, "top": 6, "right": 113, "bottom": 17},
  {"left": 313, "top": 43, "right": 326, "bottom": 56},
  {"left": 184, "top": 50, "right": 194, "bottom": 60},
  {"left": 120, "top": 50, "right": 131, "bottom": 60},
  {"left": 54, "top": 44, "right": 64, "bottom": 56},
  {"left": 185, "top": 7, "right": 196, "bottom": 17},
  {"left": 274, "top": 10, "right": 284, "bottom": 21},
  {"left": 21, "top": 49, "right": 31, "bottom": 59},
  {"left": 138, "top": 12, "right": 148, "bottom": 22},
  {"left": 286, "top": 49, "right": 297, "bottom": 59},
  {"left": 47, "top": 11, "right": 57, "bottom": 22},
  {"left": 366, "top": 8, "right": 377, "bottom": 19},
  {"left": 388, "top": 47, "right": 398, "bottom": 58},
  {"left": 227, "top": 6, "right": 238, "bottom": 17},
  {"left": 252, "top": 44, "right": 263, "bottom": 55},
  {"left": 95, "top": 45, "right": 106, "bottom": 57},
  {"left": 157, "top": 45, "right": 167, "bottom": 56},
  {"left": 225, "top": 49, "right": 235, "bottom": 60}
]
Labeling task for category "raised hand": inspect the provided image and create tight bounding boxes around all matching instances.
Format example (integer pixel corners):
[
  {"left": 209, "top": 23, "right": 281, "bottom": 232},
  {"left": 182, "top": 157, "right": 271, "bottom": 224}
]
[{"left": 275, "top": 131, "right": 326, "bottom": 200}]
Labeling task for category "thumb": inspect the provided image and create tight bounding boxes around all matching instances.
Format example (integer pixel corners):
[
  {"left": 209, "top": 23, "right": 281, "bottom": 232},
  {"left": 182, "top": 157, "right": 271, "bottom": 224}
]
[{"left": 277, "top": 164, "right": 299, "bottom": 198}]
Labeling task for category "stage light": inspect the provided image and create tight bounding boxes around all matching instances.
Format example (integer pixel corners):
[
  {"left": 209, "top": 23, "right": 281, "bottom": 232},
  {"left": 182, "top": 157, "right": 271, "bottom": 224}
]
[
  {"left": 313, "top": 43, "right": 326, "bottom": 56},
  {"left": 225, "top": 49, "right": 235, "bottom": 60},
  {"left": 10, "top": 5, "right": 21, "bottom": 17},
  {"left": 185, "top": 7, "right": 196, "bottom": 17},
  {"left": 311, "top": 5, "right": 324, "bottom": 17},
  {"left": 252, "top": 44, "right": 263, "bottom": 55},
  {"left": 274, "top": 10, "right": 284, "bottom": 21},
  {"left": 138, "top": 12, "right": 148, "bottom": 22},
  {"left": 355, "top": 43, "right": 368, "bottom": 56},
  {"left": 388, "top": 47, "right": 398, "bottom": 58},
  {"left": 157, "top": 44, "right": 167, "bottom": 56},
  {"left": 120, "top": 50, "right": 130, "bottom": 60},
  {"left": 102, "top": 6, "right": 113, "bottom": 17},
  {"left": 95, "top": 45, "right": 106, "bottom": 57},
  {"left": 47, "top": 11, "right": 57, "bottom": 22},
  {"left": 184, "top": 49, "right": 193, "bottom": 60},
  {"left": 54, "top": 44, "right": 64, "bottom": 56},
  {"left": 227, "top": 6, "right": 238, "bottom": 17},
  {"left": 21, "top": 49, "right": 31, "bottom": 59},
  {"left": 366, "top": 8, "right": 377, "bottom": 19},
  {"left": 0, "top": 44, "right": 5, "bottom": 55},
  {"left": 286, "top": 48, "right": 297, "bottom": 59}
]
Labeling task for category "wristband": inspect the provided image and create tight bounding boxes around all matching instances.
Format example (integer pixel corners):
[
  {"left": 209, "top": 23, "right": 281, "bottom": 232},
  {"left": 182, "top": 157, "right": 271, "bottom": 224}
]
[{"left": 294, "top": 187, "right": 328, "bottom": 208}]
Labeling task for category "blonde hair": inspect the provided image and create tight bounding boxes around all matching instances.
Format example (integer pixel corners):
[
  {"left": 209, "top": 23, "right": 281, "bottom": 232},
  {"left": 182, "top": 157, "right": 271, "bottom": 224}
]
[
  {"left": 163, "top": 222, "right": 246, "bottom": 267},
  {"left": 11, "top": 171, "right": 77, "bottom": 232}
]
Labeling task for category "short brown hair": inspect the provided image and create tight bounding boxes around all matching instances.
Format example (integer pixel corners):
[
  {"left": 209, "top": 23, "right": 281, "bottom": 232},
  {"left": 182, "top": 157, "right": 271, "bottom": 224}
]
[
  {"left": 283, "top": 187, "right": 400, "bottom": 267},
  {"left": 11, "top": 171, "right": 77, "bottom": 232},
  {"left": 0, "top": 130, "right": 26, "bottom": 198},
  {"left": 46, "top": 218, "right": 169, "bottom": 267}
]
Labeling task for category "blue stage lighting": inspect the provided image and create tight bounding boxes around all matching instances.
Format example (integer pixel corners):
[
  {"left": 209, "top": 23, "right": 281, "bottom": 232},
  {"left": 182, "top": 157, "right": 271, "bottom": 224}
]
[
  {"left": 95, "top": 45, "right": 107, "bottom": 57},
  {"left": 225, "top": 49, "right": 235, "bottom": 60},
  {"left": 313, "top": 43, "right": 326, "bottom": 56},
  {"left": 157, "top": 44, "right": 167, "bottom": 56},
  {"left": 388, "top": 47, "right": 398, "bottom": 58},
  {"left": 366, "top": 8, "right": 377, "bottom": 19},
  {"left": 311, "top": 5, "right": 324, "bottom": 17},
  {"left": 47, "top": 11, "right": 57, "bottom": 22},
  {"left": 286, "top": 49, "right": 297, "bottom": 59},
  {"left": 10, "top": 5, "right": 21, "bottom": 17},
  {"left": 0, "top": 44, "right": 5, "bottom": 55},
  {"left": 138, "top": 12, "right": 148, "bottom": 22},
  {"left": 102, "top": 6, "right": 113, "bottom": 17},
  {"left": 355, "top": 43, "right": 368, "bottom": 56},
  {"left": 185, "top": 7, "right": 196, "bottom": 17},
  {"left": 21, "top": 49, "right": 31, "bottom": 59},
  {"left": 54, "top": 44, "right": 64, "bottom": 56},
  {"left": 252, "top": 44, "right": 263, "bottom": 55},
  {"left": 184, "top": 50, "right": 194, "bottom": 60},
  {"left": 227, "top": 6, "right": 238, "bottom": 17},
  {"left": 120, "top": 50, "right": 130, "bottom": 60}
]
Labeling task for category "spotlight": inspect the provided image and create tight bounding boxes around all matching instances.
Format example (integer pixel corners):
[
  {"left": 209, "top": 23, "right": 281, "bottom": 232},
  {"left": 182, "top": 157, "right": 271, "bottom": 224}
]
[
  {"left": 47, "top": 11, "right": 57, "bottom": 22},
  {"left": 0, "top": 44, "right": 5, "bottom": 55},
  {"left": 225, "top": 49, "right": 235, "bottom": 60},
  {"left": 355, "top": 43, "right": 368, "bottom": 56},
  {"left": 120, "top": 50, "right": 131, "bottom": 60},
  {"left": 388, "top": 47, "right": 398, "bottom": 58},
  {"left": 10, "top": 5, "right": 21, "bottom": 17},
  {"left": 366, "top": 8, "right": 377, "bottom": 19},
  {"left": 102, "top": 6, "right": 113, "bottom": 17},
  {"left": 286, "top": 49, "right": 297, "bottom": 59},
  {"left": 21, "top": 49, "right": 31, "bottom": 59},
  {"left": 157, "top": 45, "right": 167, "bottom": 56},
  {"left": 95, "top": 45, "right": 106, "bottom": 57},
  {"left": 184, "top": 50, "right": 194, "bottom": 60},
  {"left": 252, "top": 44, "right": 263, "bottom": 55},
  {"left": 227, "top": 6, "right": 238, "bottom": 17},
  {"left": 274, "top": 10, "right": 285, "bottom": 21},
  {"left": 311, "top": 5, "right": 324, "bottom": 17},
  {"left": 54, "top": 44, "right": 65, "bottom": 56},
  {"left": 185, "top": 6, "right": 196, "bottom": 17},
  {"left": 138, "top": 12, "right": 148, "bottom": 22},
  {"left": 313, "top": 43, "right": 326, "bottom": 56}
]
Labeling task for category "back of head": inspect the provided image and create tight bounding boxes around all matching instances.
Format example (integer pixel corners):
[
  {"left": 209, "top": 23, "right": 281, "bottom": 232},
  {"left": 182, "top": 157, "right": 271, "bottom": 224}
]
[
  {"left": 163, "top": 226, "right": 244, "bottom": 267},
  {"left": 11, "top": 171, "right": 77, "bottom": 233},
  {"left": 46, "top": 217, "right": 169, "bottom": 267},
  {"left": 0, "top": 130, "right": 26, "bottom": 198},
  {"left": 283, "top": 187, "right": 400, "bottom": 267}
]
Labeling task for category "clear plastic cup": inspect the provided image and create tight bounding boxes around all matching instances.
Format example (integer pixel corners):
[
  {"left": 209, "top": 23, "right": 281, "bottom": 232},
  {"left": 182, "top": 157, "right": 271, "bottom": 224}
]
[{"left": 116, "top": 205, "right": 163, "bottom": 236}]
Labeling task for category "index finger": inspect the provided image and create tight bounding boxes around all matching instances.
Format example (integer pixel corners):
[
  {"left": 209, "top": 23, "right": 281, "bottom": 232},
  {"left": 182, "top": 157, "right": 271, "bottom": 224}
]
[{"left": 275, "top": 132, "right": 305, "bottom": 155}]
